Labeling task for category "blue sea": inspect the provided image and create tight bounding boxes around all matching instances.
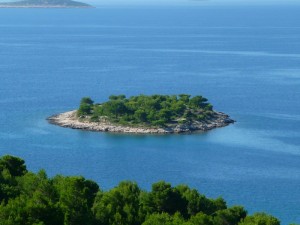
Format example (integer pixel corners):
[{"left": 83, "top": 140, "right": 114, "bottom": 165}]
[{"left": 0, "top": 5, "right": 300, "bottom": 224}]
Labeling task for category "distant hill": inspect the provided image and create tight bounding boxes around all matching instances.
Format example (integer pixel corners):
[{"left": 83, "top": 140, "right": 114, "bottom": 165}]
[{"left": 0, "top": 0, "right": 92, "bottom": 7}]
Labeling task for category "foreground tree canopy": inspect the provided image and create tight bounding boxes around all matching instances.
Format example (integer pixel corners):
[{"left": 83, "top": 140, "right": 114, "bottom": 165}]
[
  {"left": 77, "top": 94, "right": 215, "bottom": 127},
  {"left": 0, "top": 155, "right": 288, "bottom": 225}
]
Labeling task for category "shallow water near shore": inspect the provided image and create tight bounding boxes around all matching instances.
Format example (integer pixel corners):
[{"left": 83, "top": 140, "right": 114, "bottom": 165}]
[{"left": 0, "top": 5, "right": 300, "bottom": 224}]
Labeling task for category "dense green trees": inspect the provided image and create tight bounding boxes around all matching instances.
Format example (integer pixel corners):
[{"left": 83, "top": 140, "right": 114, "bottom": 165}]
[
  {"left": 239, "top": 213, "right": 280, "bottom": 225},
  {"left": 93, "top": 181, "right": 141, "bottom": 225},
  {"left": 77, "top": 94, "right": 215, "bottom": 127},
  {"left": 0, "top": 155, "right": 27, "bottom": 203},
  {"left": 0, "top": 155, "right": 27, "bottom": 177},
  {"left": 54, "top": 176, "right": 99, "bottom": 225},
  {"left": 77, "top": 97, "right": 94, "bottom": 116},
  {"left": 0, "top": 155, "right": 285, "bottom": 225}
]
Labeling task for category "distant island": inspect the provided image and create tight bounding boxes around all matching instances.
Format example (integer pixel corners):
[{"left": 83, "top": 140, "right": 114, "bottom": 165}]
[
  {"left": 0, "top": 0, "right": 92, "bottom": 8},
  {"left": 48, "top": 94, "right": 234, "bottom": 134}
]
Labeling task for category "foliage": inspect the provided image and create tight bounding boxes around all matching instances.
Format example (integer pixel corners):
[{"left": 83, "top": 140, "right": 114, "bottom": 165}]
[
  {"left": 0, "top": 155, "right": 27, "bottom": 203},
  {"left": 77, "top": 94, "right": 215, "bottom": 127},
  {"left": 77, "top": 97, "right": 94, "bottom": 116},
  {"left": 93, "top": 181, "right": 141, "bottom": 225},
  {"left": 53, "top": 175, "right": 99, "bottom": 225},
  {"left": 0, "top": 155, "right": 27, "bottom": 177},
  {"left": 239, "top": 213, "right": 280, "bottom": 225},
  {"left": 142, "top": 212, "right": 185, "bottom": 225},
  {"left": 0, "top": 155, "right": 283, "bottom": 225}
]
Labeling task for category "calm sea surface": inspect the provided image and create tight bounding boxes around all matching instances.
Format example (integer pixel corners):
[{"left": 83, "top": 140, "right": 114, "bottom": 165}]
[{"left": 0, "top": 5, "right": 300, "bottom": 224}]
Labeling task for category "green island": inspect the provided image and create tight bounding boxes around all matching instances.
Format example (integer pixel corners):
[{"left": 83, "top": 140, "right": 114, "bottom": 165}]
[
  {"left": 48, "top": 94, "right": 234, "bottom": 134},
  {"left": 0, "top": 0, "right": 92, "bottom": 8},
  {"left": 0, "top": 155, "right": 290, "bottom": 225}
]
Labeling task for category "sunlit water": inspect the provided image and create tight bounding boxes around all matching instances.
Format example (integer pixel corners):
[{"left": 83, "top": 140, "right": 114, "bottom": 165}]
[{"left": 0, "top": 6, "right": 300, "bottom": 224}]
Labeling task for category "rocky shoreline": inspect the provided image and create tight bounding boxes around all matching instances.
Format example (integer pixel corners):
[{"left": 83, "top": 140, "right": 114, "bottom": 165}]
[{"left": 47, "top": 110, "right": 235, "bottom": 134}]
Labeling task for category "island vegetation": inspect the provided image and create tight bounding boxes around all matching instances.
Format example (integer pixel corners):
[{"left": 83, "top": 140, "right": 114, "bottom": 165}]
[
  {"left": 0, "top": 0, "right": 92, "bottom": 8},
  {"left": 0, "top": 155, "right": 288, "bottom": 225},
  {"left": 48, "top": 94, "right": 234, "bottom": 133},
  {"left": 78, "top": 94, "right": 215, "bottom": 126}
]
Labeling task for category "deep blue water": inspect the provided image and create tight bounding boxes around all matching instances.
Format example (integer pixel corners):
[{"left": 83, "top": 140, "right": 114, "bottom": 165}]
[{"left": 0, "top": 5, "right": 300, "bottom": 224}]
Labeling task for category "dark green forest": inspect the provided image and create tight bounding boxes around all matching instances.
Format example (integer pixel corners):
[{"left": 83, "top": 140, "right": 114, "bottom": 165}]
[
  {"left": 0, "top": 155, "right": 284, "bottom": 225},
  {"left": 77, "top": 94, "right": 215, "bottom": 127}
]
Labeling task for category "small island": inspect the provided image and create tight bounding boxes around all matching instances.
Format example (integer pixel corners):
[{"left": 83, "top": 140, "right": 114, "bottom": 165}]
[
  {"left": 48, "top": 94, "right": 235, "bottom": 134},
  {"left": 0, "top": 0, "right": 92, "bottom": 8}
]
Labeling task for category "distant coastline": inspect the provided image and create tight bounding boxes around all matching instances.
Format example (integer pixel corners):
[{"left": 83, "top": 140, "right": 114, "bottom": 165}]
[
  {"left": 0, "top": 0, "right": 93, "bottom": 8},
  {"left": 0, "top": 5, "right": 92, "bottom": 7}
]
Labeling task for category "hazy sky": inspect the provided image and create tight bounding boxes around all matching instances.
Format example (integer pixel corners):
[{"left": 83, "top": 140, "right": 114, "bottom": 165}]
[
  {"left": 86, "top": 0, "right": 300, "bottom": 6},
  {"left": 0, "top": 0, "right": 299, "bottom": 6}
]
